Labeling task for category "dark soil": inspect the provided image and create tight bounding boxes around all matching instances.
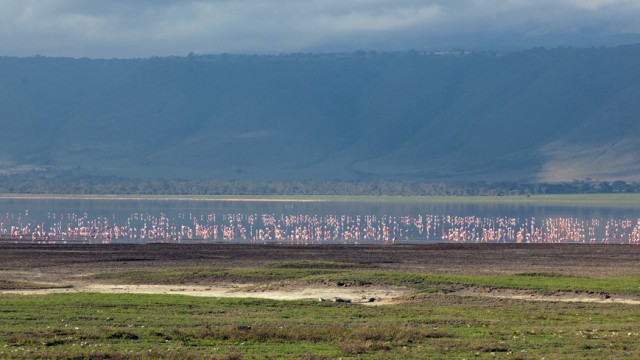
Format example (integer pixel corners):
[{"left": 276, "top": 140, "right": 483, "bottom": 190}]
[{"left": 1, "top": 244, "right": 639, "bottom": 283}]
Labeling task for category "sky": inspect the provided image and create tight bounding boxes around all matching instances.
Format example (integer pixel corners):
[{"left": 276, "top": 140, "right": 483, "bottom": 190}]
[{"left": 1, "top": 0, "right": 640, "bottom": 58}]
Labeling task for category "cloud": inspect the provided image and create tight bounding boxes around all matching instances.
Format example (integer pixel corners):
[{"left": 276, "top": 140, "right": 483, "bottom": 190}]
[
  {"left": 566, "top": 0, "right": 631, "bottom": 11},
  {"left": 0, "top": 0, "right": 639, "bottom": 58}
]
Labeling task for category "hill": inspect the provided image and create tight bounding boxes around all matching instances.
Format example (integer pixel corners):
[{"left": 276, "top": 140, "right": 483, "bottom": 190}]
[{"left": 1, "top": 46, "right": 639, "bottom": 183}]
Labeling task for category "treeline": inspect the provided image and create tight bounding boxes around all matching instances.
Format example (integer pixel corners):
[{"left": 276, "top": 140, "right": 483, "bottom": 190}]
[{"left": 0, "top": 177, "right": 639, "bottom": 196}]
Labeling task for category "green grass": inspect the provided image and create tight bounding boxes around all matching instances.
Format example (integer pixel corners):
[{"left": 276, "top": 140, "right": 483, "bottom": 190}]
[
  {"left": 4, "top": 263, "right": 640, "bottom": 358},
  {"left": 1, "top": 291, "right": 639, "bottom": 359},
  {"left": 0, "top": 279, "right": 72, "bottom": 290},
  {"left": 315, "top": 272, "right": 640, "bottom": 295},
  {"left": 87, "top": 267, "right": 344, "bottom": 285},
  {"left": 267, "top": 261, "right": 361, "bottom": 269},
  {"left": 314, "top": 193, "right": 640, "bottom": 204},
  {"left": 86, "top": 266, "right": 640, "bottom": 296}
]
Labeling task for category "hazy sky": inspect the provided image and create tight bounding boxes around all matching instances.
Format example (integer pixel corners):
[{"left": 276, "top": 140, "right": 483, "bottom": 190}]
[{"left": 2, "top": 0, "right": 640, "bottom": 58}]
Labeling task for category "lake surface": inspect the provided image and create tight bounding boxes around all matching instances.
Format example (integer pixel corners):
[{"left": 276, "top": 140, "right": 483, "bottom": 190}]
[{"left": 1, "top": 197, "right": 640, "bottom": 244}]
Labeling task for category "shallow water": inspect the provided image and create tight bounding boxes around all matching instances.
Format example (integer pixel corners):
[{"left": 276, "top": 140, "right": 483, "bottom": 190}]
[{"left": 1, "top": 198, "right": 640, "bottom": 244}]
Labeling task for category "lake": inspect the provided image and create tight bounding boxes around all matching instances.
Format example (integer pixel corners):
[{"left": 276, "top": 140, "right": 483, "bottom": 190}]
[{"left": 1, "top": 196, "right": 640, "bottom": 244}]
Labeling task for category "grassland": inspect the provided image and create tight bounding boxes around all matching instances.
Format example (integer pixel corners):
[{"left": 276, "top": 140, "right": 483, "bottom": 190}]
[
  {"left": 2, "top": 290, "right": 639, "bottom": 359},
  {"left": 0, "top": 280, "right": 72, "bottom": 291},
  {"left": 1, "top": 244, "right": 639, "bottom": 358},
  {"left": 2, "top": 262, "right": 640, "bottom": 358},
  {"left": 85, "top": 265, "right": 640, "bottom": 296}
]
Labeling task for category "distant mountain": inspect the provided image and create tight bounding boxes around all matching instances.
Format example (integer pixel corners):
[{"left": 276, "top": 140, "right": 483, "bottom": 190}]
[{"left": 1, "top": 46, "right": 640, "bottom": 182}]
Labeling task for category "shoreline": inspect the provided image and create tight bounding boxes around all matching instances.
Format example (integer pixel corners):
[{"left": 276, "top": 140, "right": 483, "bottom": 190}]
[
  {"left": 1, "top": 193, "right": 640, "bottom": 204},
  {"left": 0, "top": 194, "right": 326, "bottom": 202}
]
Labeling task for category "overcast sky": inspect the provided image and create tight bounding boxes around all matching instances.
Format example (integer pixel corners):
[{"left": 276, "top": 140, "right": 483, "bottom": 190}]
[{"left": 2, "top": 0, "right": 640, "bottom": 58}]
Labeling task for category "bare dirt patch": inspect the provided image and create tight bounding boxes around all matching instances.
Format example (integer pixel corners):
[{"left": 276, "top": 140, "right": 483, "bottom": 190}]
[
  {"left": 1, "top": 243, "right": 639, "bottom": 305},
  {"left": 0, "top": 283, "right": 408, "bottom": 305},
  {"left": 2, "top": 243, "right": 640, "bottom": 277},
  {"left": 454, "top": 287, "right": 640, "bottom": 305}
]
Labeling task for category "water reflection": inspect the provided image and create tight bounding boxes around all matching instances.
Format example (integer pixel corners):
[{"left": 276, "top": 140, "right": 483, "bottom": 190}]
[{"left": 1, "top": 198, "right": 639, "bottom": 244}]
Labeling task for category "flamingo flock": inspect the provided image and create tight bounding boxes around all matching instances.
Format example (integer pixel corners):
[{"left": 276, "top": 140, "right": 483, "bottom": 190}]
[{"left": 1, "top": 210, "right": 640, "bottom": 245}]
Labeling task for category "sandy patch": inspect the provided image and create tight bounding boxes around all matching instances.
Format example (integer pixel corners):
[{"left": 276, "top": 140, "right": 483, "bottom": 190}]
[
  {"left": 6, "top": 283, "right": 639, "bottom": 305},
  {"left": 455, "top": 287, "right": 640, "bottom": 305},
  {"left": 0, "top": 283, "right": 408, "bottom": 305},
  {"left": 3, "top": 281, "right": 640, "bottom": 305}
]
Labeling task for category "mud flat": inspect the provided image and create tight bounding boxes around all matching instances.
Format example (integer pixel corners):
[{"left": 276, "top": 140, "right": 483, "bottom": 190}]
[
  {"left": 2, "top": 243, "right": 639, "bottom": 278},
  {"left": 1, "top": 243, "right": 639, "bottom": 301}
]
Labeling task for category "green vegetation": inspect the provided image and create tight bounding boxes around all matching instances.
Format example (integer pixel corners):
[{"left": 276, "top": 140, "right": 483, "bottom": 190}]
[
  {"left": 3, "top": 179, "right": 640, "bottom": 198},
  {"left": 87, "top": 267, "right": 345, "bottom": 285},
  {"left": 1, "top": 291, "right": 639, "bottom": 358},
  {"left": 86, "top": 266, "right": 640, "bottom": 295},
  {"left": 3, "top": 262, "right": 640, "bottom": 358},
  {"left": 267, "top": 260, "right": 361, "bottom": 269},
  {"left": 3, "top": 192, "right": 640, "bottom": 204},
  {"left": 0, "top": 280, "right": 71, "bottom": 290}
]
